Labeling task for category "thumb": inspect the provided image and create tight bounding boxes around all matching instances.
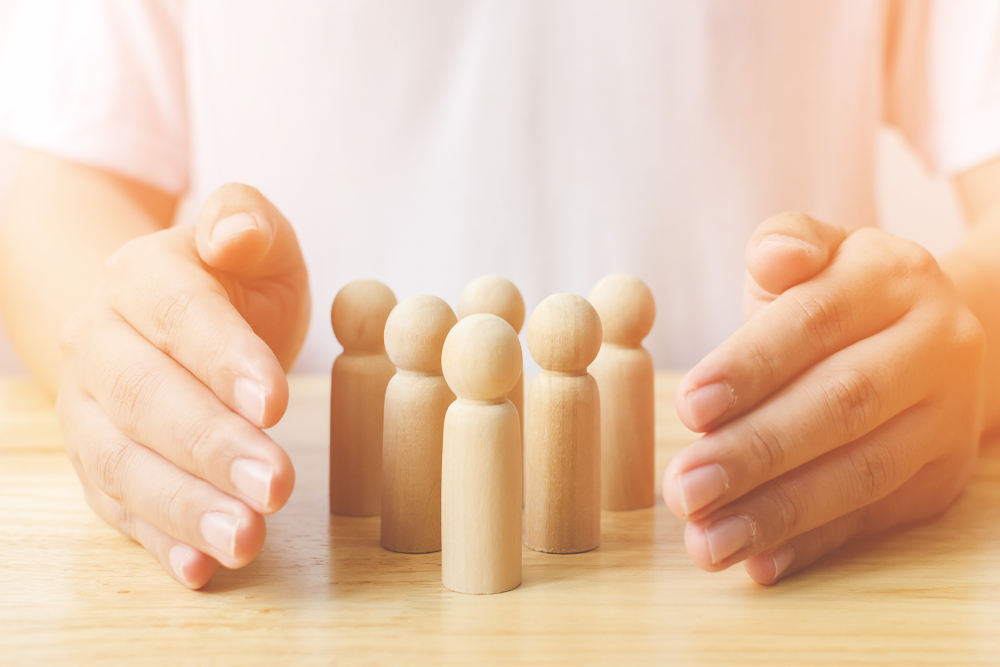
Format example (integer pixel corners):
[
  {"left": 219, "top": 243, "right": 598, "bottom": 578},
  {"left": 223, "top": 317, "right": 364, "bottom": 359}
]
[
  {"left": 745, "top": 212, "right": 850, "bottom": 296},
  {"left": 196, "top": 183, "right": 305, "bottom": 279}
]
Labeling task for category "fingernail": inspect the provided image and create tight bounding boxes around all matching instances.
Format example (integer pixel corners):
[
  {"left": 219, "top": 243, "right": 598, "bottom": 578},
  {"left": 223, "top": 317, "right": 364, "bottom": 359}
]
[
  {"left": 705, "top": 515, "right": 754, "bottom": 565},
  {"left": 231, "top": 458, "right": 274, "bottom": 509},
  {"left": 201, "top": 511, "right": 241, "bottom": 559},
  {"left": 234, "top": 378, "right": 266, "bottom": 425},
  {"left": 758, "top": 234, "right": 816, "bottom": 255},
  {"left": 168, "top": 544, "right": 195, "bottom": 588},
  {"left": 677, "top": 463, "right": 729, "bottom": 516},
  {"left": 211, "top": 212, "right": 258, "bottom": 244},
  {"left": 770, "top": 545, "right": 796, "bottom": 582},
  {"left": 685, "top": 382, "right": 735, "bottom": 429}
]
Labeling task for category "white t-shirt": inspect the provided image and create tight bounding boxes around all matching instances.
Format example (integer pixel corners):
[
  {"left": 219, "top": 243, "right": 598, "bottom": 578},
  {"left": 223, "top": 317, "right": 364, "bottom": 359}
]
[{"left": 1, "top": 0, "right": 999, "bottom": 372}]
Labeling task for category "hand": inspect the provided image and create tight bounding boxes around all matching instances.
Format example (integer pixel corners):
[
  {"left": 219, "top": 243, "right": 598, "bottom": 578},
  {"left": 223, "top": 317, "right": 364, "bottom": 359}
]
[
  {"left": 56, "top": 183, "right": 310, "bottom": 589},
  {"left": 663, "top": 212, "right": 986, "bottom": 584}
]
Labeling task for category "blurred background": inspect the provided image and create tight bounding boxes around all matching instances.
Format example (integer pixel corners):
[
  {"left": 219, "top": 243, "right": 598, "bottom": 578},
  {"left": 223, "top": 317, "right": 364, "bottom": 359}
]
[{"left": 0, "top": 0, "right": 970, "bottom": 379}]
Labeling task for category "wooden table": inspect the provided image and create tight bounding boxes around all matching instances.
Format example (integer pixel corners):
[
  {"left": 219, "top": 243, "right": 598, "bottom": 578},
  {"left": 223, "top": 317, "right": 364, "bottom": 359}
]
[{"left": 3, "top": 372, "right": 1000, "bottom": 666}]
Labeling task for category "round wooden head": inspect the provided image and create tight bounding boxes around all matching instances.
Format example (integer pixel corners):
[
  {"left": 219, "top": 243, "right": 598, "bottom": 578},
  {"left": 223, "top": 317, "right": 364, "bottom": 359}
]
[
  {"left": 330, "top": 279, "right": 397, "bottom": 354},
  {"left": 384, "top": 295, "right": 458, "bottom": 373},
  {"left": 588, "top": 274, "right": 656, "bottom": 347},
  {"left": 526, "top": 294, "right": 602, "bottom": 372},
  {"left": 456, "top": 275, "right": 526, "bottom": 334},
  {"left": 441, "top": 314, "right": 522, "bottom": 401}
]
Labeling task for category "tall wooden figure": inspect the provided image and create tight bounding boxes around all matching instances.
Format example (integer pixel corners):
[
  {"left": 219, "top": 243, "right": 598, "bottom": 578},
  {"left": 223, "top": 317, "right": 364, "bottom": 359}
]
[
  {"left": 456, "top": 276, "right": 526, "bottom": 435},
  {"left": 589, "top": 275, "right": 656, "bottom": 510},
  {"left": 381, "top": 295, "right": 457, "bottom": 553},
  {"left": 524, "top": 294, "right": 603, "bottom": 553},
  {"left": 330, "top": 280, "right": 397, "bottom": 517},
  {"left": 441, "top": 314, "right": 522, "bottom": 594}
]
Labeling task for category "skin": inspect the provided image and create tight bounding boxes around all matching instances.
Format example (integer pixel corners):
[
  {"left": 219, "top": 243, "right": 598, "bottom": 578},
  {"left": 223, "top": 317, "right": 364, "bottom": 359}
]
[
  {"left": 0, "top": 152, "right": 310, "bottom": 588},
  {"left": 665, "top": 155, "right": 1000, "bottom": 585},
  {"left": 1, "top": 148, "right": 998, "bottom": 589}
]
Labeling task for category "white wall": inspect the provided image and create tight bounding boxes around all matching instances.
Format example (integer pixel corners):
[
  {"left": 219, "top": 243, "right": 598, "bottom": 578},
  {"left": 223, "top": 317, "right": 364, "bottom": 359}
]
[{"left": 0, "top": 3, "right": 972, "bottom": 378}]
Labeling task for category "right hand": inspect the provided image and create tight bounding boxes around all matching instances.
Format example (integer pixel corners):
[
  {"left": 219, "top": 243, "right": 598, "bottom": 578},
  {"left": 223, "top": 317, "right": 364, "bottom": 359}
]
[{"left": 55, "top": 183, "right": 311, "bottom": 589}]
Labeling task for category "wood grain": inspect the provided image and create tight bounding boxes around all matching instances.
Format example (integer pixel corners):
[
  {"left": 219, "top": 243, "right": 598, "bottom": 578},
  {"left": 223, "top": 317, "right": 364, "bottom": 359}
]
[{"left": 3, "top": 372, "right": 1000, "bottom": 666}]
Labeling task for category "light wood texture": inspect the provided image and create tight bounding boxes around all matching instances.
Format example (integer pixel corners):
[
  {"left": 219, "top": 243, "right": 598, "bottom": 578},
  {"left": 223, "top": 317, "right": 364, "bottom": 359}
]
[
  {"left": 329, "top": 280, "right": 397, "bottom": 517},
  {"left": 440, "top": 314, "right": 523, "bottom": 594},
  {"left": 589, "top": 275, "right": 656, "bottom": 510},
  {"left": 524, "top": 294, "right": 602, "bottom": 554},
  {"left": 381, "top": 295, "right": 457, "bottom": 554},
  {"left": 5, "top": 372, "right": 1000, "bottom": 665},
  {"left": 457, "top": 275, "right": 526, "bottom": 434}
]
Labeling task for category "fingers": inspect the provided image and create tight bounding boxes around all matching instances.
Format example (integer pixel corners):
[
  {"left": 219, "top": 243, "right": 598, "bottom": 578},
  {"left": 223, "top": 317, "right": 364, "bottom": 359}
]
[
  {"left": 744, "top": 212, "right": 848, "bottom": 296},
  {"left": 742, "top": 455, "right": 974, "bottom": 585},
  {"left": 65, "top": 308, "right": 295, "bottom": 515},
  {"left": 193, "top": 183, "right": 311, "bottom": 370},
  {"left": 195, "top": 182, "right": 306, "bottom": 279},
  {"left": 104, "top": 228, "right": 288, "bottom": 428},
  {"left": 665, "top": 306, "right": 958, "bottom": 520},
  {"left": 61, "top": 390, "right": 268, "bottom": 569},
  {"left": 681, "top": 396, "right": 977, "bottom": 573},
  {"left": 678, "top": 227, "right": 939, "bottom": 432},
  {"left": 81, "top": 483, "right": 219, "bottom": 589}
]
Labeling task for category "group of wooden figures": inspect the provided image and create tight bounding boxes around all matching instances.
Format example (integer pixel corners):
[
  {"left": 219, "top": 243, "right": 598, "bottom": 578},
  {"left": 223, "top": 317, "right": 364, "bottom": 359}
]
[{"left": 329, "top": 274, "right": 656, "bottom": 594}]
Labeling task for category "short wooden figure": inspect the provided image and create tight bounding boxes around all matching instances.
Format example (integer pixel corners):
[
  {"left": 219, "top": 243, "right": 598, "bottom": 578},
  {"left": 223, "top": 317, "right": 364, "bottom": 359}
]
[
  {"left": 456, "top": 275, "right": 526, "bottom": 435},
  {"left": 524, "top": 294, "right": 603, "bottom": 553},
  {"left": 588, "top": 275, "right": 656, "bottom": 510},
  {"left": 330, "top": 279, "right": 397, "bottom": 517},
  {"left": 440, "top": 314, "right": 522, "bottom": 594},
  {"left": 381, "top": 295, "right": 457, "bottom": 553}
]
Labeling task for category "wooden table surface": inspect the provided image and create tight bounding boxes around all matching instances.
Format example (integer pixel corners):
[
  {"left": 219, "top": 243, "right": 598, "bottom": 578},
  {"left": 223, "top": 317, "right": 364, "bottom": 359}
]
[{"left": 3, "top": 372, "right": 1000, "bottom": 666}]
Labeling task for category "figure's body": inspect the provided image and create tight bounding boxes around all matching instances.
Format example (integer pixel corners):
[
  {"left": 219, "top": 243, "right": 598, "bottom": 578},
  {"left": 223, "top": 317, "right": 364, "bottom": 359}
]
[
  {"left": 524, "top": 294, "right": 603, "bottom": 554},
  {"left": 330, "top": 280, "right": 397, "bottom": 517},
  {"left": 381, "top": 294, "right": 457, "bottom": 553},
  {"left": 441, "top": 314, "right": 522, "bottom": 594},
  {"left": 589, "top": 275, "right": 656, "bottom": 511}
]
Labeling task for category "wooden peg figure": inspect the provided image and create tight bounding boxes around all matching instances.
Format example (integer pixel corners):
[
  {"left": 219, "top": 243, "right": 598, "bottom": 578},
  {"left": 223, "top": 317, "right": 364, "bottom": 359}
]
[
  {"left": 381, "top": 295, "right": 457, "bottom": 553},
  {"left": 588, "top": 275, "right": 656, "bottom": 510},
  {"left": 456, "top": 276, "right": 526, "bottom": 435},
  {"left": 524, "top": 294, "right": 603, "bottom": 553},
  {"left": 441, "top": 314, "right": 523, "bottom": 594},
  {"left": 330, "top": 279, "right": 397, "bottom": 517}
]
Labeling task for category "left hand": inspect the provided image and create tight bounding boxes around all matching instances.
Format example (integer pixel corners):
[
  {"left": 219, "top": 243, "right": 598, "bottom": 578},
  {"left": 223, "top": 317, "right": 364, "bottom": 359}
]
[{"left": 663, "top": 212, "right": 987, "bottom": 584}]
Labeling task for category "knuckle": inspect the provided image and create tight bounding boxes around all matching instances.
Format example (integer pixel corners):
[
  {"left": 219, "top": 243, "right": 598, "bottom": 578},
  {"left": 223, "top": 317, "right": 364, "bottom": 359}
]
[
  {"left": 848, "top": 445, "right": 896, "bottom": 501},
  {"left": 199, "top": 329, "right": 238, "bottom": 385},
  {"left": 818, "top": 368, "right": 883, "bottom": 438},
  {"left": 768, "top": 483, "right": 801, "bottom": 539},
  {"left": 900, "top": 241, "right": 939, "bottom": 277},
  {"left": 106, "top": 359, "right": 164, "bottom": 436},
  {"left": 157, "top": 477, "right": 188, "bottom": 534},
  {"left": 742, "top": 335, "right": 778, "bottom": 388},
  {"left": 88, "top": 440, "right": 135, "bottom": 502},
  {"left": 183, "top": 416, "right": 226, "bottom": 475},
  {"left": 743, "top": 419, "right": 787, "bottom": 477},
  {"left": 787, "top": 289, "right": 850, "bottom": 351},
  {"left": 149, "top": 291, "right": 196, "bottom": 352}
]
